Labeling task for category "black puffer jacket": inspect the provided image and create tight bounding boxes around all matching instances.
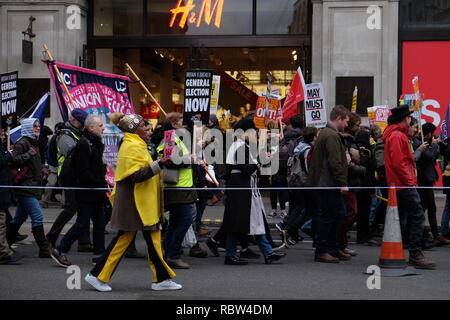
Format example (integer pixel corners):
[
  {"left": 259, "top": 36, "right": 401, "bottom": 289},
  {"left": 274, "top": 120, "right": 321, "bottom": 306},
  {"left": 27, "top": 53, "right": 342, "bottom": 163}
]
[
  {"left": 10, "top": 136, "right": 43, "bottom": 198},
  {"left": 0, "top": 148, "right": 14, "bottom": 207},
  {"left": 73, "top": 130, "right": 107, "bottom": 204}
]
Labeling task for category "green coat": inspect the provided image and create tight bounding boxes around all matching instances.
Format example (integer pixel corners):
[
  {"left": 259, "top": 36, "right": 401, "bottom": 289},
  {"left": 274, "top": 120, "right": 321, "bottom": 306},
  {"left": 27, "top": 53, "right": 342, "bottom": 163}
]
[{"left": 307, "top": 124, "right": 348, "bottom": 188}]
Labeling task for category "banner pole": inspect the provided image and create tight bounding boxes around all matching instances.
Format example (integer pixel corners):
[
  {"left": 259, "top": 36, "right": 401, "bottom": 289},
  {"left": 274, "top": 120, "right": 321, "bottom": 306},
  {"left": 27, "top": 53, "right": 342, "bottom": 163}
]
[
  {"left": 43, "top": 45, "right": 77, "bottom": 111},
  {"left": 6, "top": 126, "right": 10, "bottom": 150},
  {"left": 125, "top": 63, "right": 167, "bottom": 117}
]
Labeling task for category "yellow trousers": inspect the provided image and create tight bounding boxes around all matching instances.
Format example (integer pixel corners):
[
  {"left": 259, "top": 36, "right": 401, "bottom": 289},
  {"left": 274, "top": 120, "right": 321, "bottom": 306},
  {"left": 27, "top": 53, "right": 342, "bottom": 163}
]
[{"left": 90, "top": 230, "right": 176, "bottom": 283}]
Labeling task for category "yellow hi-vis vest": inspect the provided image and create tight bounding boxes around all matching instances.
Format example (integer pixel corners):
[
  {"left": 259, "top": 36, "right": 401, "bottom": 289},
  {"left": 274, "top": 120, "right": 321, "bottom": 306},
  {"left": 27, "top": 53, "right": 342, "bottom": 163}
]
[
  {"left": 156, "top": 136, "right": 193, "bottom": 188},
  {"left": 57, "top": 131, "right": 80, "bottom": 176}
]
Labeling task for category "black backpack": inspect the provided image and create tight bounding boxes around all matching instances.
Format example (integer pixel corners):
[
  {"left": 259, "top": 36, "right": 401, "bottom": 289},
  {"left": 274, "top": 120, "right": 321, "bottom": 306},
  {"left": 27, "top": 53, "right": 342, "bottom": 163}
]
[
  {"left": 46, "top": 134, "right": 59, "bottom": 167},
  {"left": 58, "top": 137, "right": 90, "bottom": 187},
  {"left": 278, "top": 138, "right": 298, "bottom": 173}
]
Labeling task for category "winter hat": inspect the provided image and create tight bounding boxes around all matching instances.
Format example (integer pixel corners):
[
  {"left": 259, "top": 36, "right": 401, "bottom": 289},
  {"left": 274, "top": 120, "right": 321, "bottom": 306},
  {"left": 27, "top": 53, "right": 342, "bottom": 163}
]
[
  {"left": 21, "top": 118, "right": 39, "bottom": 139},
  {"left": 71, "top": 108, "right": 88, "bottom": 124},
  {"left": 109, "top": 112, "right": 144, "bottom": 133}
]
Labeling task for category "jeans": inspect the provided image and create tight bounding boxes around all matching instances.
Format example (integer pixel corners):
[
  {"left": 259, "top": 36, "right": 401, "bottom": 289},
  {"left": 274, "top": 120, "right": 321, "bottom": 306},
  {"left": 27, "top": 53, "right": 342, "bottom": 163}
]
[
  {"left": 418, "top": 187, "right": 438, "bottom": 238},
  {"left": 441, "top": 195, "right": 450, "bottom": 236},
  {"left": 58, "top": 203, "right": 105, "bottom": 255},
  {"left": 315, "top": 190, "right": 346, "bottom": 256},
  {"left": 396, "top": 188, "right": 425, "bottom": 251},
  {"left": 11, "top": 196, "right": 43, "bottom": 228},
  {"left": 46, "top": 190, "right": 90, "bottom": 246},
  {"left": 369, "top": 188, "right": 381, "bottom": 225},
  {"left": 164, "top": 203, "right": 195, "bottom": 259},
  {"left": 225, "top": 232, "right": 272, "bottom": 257},
  {"left": 195, "top": 199, "right": 208, "bottom": 231}
]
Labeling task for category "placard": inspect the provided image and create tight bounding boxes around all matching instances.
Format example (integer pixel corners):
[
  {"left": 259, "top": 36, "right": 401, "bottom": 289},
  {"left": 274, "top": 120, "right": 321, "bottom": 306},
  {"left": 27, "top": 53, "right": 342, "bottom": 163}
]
[
  {"left": 210, "top": 75, "right": 221, "bottom": 116},
  {"left": 304, "top": 83, "right": 327, "bottom": 128},
  {"left": 183, "top": 70, "right": 213, "bottom": 126},
  {"left": 0, "top": 71, "right": 18, "bottom": 128}
]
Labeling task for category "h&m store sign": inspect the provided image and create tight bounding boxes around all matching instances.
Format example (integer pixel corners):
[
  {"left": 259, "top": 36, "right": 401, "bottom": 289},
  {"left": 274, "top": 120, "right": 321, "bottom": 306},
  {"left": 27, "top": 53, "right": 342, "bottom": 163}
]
[{"left": 170, "top": 0, "right": 224, "bottom": 29}]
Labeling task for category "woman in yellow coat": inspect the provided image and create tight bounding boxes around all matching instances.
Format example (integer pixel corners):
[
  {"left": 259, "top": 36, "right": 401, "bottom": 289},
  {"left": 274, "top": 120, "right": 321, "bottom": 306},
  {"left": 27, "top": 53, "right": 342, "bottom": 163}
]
[{"left": 85, "top": 113, "right": 181, "bottom": 292}]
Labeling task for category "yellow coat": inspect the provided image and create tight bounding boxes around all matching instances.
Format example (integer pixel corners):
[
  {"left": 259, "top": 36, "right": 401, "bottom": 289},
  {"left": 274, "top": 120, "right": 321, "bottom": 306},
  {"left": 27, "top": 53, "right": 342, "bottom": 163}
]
[{"left": 110, "top": 133, "right": 162, "bottom": 227}]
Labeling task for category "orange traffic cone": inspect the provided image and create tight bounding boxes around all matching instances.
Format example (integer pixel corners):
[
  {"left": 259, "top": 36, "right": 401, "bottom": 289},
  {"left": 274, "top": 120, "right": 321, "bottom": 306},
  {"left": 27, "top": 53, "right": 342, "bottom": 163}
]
[{"left": 377, "top": 186, "right": 418, "bottom": 277}]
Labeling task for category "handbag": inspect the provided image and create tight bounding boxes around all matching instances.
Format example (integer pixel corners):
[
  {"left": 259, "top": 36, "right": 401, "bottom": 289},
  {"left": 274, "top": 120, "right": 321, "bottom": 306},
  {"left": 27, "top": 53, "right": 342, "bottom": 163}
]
[
  {"left": 163, "top": 168, "right": 179, "bottom": 185},
  {"left": 10, "top": 166, "right": 29, "bottom": 185}
]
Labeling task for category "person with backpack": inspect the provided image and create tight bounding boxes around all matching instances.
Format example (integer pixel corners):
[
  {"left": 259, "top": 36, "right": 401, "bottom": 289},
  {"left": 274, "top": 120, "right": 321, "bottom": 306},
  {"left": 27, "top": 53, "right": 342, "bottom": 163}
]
[
  {"left": 51, "top": 115, "right": 107, "bottom": 267},
  {"left": 40, "top": 122, "right": 64, "bottom": 208},
  {"left": 268, "top": 120, "right": 300, "bottom": 218},
  {"left": 6, "top": 118, "right": 51, "bottom": 258},
  {"left": 280, "top": 126, "right": 318, "bottom": 246},
  {"left": 45, "top": 110, "right": 92, "bottom": 252}
]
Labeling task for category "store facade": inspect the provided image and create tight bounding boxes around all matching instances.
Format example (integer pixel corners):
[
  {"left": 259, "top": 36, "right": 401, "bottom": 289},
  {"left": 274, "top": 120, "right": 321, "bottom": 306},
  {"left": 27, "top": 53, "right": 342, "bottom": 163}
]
[
  {"left": 87, "top": 0, "right": 313, "bottom": 118},
  {"left": 399, "top": 0, "right": 450, "bottom": 130}
]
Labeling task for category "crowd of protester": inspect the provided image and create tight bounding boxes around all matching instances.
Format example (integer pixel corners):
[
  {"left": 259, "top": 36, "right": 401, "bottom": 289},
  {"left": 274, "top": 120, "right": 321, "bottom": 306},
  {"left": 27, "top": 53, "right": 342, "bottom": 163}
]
[{"left": 1, "top": 103, "right": 450, "bottom": 291}]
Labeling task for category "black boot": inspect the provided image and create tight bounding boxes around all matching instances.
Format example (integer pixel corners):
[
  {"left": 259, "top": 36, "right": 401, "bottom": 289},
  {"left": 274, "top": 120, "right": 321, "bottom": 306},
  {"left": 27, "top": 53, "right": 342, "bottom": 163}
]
[
  {"left": 6, "top": 222, "right": 20, "bottom": 246},
  {"left": 32, "top": 225, "right": 51, "bottom": 258}
]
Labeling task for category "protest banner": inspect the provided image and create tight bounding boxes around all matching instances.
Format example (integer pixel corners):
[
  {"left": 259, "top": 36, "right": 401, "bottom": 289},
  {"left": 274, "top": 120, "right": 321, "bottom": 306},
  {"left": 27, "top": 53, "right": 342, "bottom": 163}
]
[
  {"left": 282, "top": 67, "right": 306, "bottom": 122},
  {"left": 1, "top": 71, "right": 18, "bottom": 129},
  {"left": 45, "top": 58, "right": 134, "bottom": 186},
  {"left": 253, "top": 94, "right": 281, "bottom": 129},
  {"left": 254, "top": 95, "right": 267, "bottom": 129},
  {"left": 371, "top": 105, "right": 390, "bottom": 132},
  {"left": 210, "top": 75, "right": 221, "bottom": 116},
  {"left": 183, "top": 70, "right": 213, "bottom": 126},
  {"left": 304, "top": 83, "right": 327, "bottom": 128},
  {"left": 440, "top": 101, "right": 450, "bottom": 142}
]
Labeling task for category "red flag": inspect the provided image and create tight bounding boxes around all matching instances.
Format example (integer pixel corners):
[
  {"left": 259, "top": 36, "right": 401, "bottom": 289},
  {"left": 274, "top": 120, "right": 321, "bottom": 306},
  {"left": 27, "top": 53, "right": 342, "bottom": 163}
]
[{"left": 282, "top": 67, "right": 306, "bottom": 121}]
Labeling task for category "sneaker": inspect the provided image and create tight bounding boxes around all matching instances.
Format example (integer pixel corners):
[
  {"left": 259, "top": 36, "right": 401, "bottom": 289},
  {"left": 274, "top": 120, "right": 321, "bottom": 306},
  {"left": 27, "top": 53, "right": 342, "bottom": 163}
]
[
  {"left": 224, "top": 255, "right": 248, "bottom": 265},
  {"left": 50, "top": 248, "right": 71, "bottom": 268},
  {"left": 240, "top": 247, "right": 261, "bottom": 259},
  {"left": 275, "top": 222, "right": 285, "bottom": 233},
  {"left": 264, "top": 251, "right": 286, "bottom": 264},
  {"left": 287, "top": 237, "right": 297, "bottom": 246},
  {"left": 206, "top": 238, "right": 219, "bottom": 257},
  {"left": 271, "top": 242, "right": 286, "bottom": 251},
  {"left": 0, "top": 252, "right": 25, "bottom": 264},
  {"left": 151, "top": 279, "right": 182, "bottom": 291},
  {"left": 85, "top": 273, "right": 112, "bottom": 292},
  {"left": 268, "top": 210, "right": 277, "bottom": 218},
  {"left": 343, "top": 247, "right": 358, "bottom": 256}
]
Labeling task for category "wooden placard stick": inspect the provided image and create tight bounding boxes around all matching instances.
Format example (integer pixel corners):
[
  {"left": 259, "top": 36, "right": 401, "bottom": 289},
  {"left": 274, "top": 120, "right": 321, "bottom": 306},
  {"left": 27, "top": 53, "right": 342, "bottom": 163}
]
[
  {"left": 125, "top": 63, "right": 167, "bottom": 117},
  {"left": 43, "top": 45, "right": 77, "bottom": 111}
]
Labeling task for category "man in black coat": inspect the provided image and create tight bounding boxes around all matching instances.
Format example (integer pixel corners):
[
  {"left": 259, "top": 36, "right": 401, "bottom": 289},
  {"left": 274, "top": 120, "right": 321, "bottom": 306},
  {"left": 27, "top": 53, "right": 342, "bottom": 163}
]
[
  {"left": 51, "top": 115, "right": 107, "bottom": 267},
  {"left": 413, "top": 122, "right": 450, "bottom": 245}
]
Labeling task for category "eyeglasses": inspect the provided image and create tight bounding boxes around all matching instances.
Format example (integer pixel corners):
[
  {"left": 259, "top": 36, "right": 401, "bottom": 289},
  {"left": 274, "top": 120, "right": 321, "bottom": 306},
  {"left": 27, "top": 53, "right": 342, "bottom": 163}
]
[{"left": 34, "top": 125, "right": 40, "bottom": 128}]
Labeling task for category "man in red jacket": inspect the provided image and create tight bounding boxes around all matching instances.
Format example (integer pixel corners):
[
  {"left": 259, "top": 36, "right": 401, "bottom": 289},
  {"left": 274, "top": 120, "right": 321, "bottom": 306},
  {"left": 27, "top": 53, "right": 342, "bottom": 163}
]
[{"left": 383, "top": 105, "right": 435, "bottom": 269}]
